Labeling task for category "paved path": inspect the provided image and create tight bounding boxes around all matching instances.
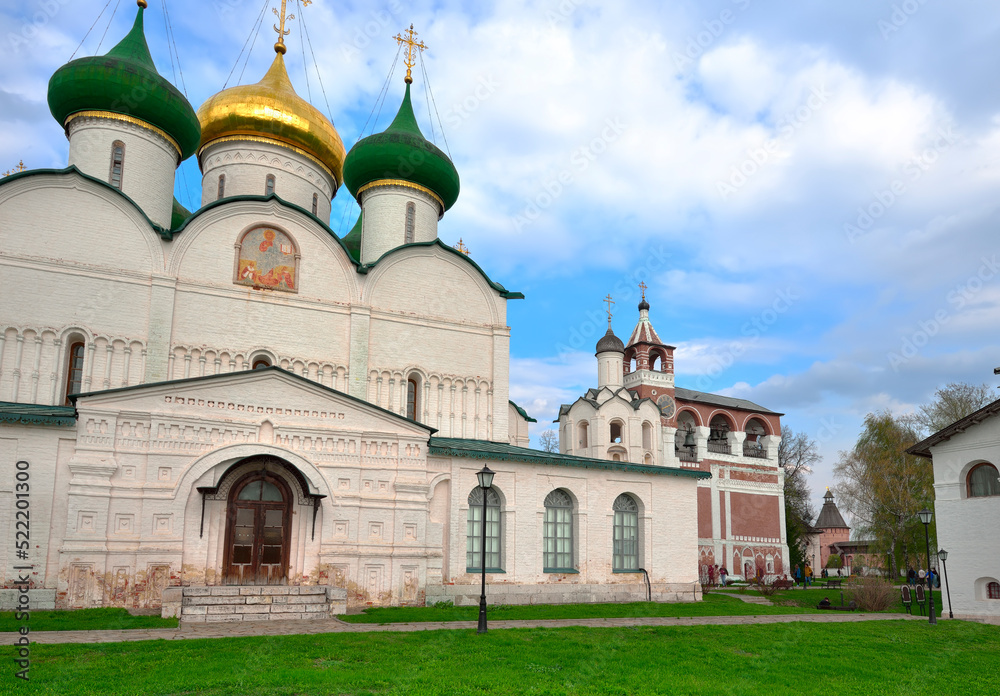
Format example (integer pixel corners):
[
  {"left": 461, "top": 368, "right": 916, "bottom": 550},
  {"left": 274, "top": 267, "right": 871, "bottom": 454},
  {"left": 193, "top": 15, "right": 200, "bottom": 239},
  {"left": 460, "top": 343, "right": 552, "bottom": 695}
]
[{"left": 7, "top": 612, "right": 921, "bottom": 645}]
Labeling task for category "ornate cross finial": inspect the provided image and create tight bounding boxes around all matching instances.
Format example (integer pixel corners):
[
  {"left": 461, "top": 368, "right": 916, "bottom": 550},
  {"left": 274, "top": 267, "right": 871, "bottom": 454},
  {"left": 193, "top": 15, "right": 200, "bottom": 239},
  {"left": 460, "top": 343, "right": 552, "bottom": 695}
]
[
  {"left": 454, "top": 238, "right": 470, "bottom": 255},
  {"left": 604, "top": 294, "right": 615, "bottom": 327},
  {"left": 394, "top": 24, "right": 427, "bottom": 85},
  {"left": 273, "top": 0, "right": 311, "bottom": 54},
  {"left": 2, "top": 160, "right": 25, "bottom": 177},
  {"left": 638, "top": 281, "right": 648, "bottom": 301}
]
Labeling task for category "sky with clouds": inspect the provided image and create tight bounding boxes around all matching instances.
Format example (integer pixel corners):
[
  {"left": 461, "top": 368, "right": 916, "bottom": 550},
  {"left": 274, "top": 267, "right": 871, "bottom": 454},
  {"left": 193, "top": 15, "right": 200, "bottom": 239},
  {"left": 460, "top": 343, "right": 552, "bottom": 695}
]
[{"left": 3, "top": 0, "right": 999, "bottom": 519}]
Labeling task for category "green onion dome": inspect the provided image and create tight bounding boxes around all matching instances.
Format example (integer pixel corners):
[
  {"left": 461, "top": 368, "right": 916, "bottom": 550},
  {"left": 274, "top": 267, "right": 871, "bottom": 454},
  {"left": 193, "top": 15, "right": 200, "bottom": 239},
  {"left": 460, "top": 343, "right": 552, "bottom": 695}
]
[
  {"left": 343, "top": 84, "right": 460, "bottom": 212},
  {"left": 47, "top": 7, "right": 201, "bottom": 161},
  {"left": 341, "top": 213, "right": 362, "bottom": 262}
]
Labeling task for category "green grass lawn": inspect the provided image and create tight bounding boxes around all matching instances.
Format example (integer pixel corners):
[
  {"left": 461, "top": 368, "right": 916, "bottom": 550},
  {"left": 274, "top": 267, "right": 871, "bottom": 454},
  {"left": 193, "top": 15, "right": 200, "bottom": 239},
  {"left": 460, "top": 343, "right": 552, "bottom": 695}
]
[
  {"left": 0, "top": 608, "right": 177, "bottom": 633},
  {"left": 751, "top": 587, "right": 943, "bottom": 615},
  {"left": 7, "top": 620, "right": 997, "bottom": 695},
  {"left": 341, "top": 593, "right": 816, "bottom": 623}
]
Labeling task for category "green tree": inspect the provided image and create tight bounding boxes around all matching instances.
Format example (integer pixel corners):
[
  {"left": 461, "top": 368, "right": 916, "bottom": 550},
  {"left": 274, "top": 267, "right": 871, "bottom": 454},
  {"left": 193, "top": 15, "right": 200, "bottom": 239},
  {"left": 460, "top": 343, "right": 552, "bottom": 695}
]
[
  {"left": 833, "top": 411, "right": 935, "bottom": 578},
  {"left": 916, "top": 382, "right": 994, "bottom": 434},
  {"left": 779, "top": 428, "right": 818, "bottom": 571}
]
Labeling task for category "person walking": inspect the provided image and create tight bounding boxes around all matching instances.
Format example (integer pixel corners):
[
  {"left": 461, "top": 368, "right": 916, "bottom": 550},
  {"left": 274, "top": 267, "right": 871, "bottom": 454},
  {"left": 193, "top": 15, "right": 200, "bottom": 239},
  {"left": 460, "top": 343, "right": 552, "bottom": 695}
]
[
  {"left": 794, "top": 564, "right": 802, "bottom": 587},
  {"left": 804, "top": 564, "right": 813, "bottom": 587},
  {"left": 708, "top": 564, "right": 716, "bottom": 587},
  {"left": 908, "top": 568, "right": 916, "bottom": 586},
  {"left": 720, "top": 566, "right": 728, "bottom": 587}
]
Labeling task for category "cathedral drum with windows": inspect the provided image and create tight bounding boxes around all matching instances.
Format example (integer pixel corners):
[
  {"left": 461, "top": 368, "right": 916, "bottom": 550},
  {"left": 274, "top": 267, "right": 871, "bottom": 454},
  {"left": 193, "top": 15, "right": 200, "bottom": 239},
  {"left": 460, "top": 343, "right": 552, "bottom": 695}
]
[{"left": 0, "top": 3, "right": 709, "bottom": 616}]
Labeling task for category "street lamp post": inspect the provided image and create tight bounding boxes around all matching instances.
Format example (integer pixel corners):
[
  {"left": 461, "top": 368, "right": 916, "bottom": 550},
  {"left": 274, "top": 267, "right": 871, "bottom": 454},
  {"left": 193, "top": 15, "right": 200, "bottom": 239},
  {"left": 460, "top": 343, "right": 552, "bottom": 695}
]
[
  {"left": 917, "top": 508, "right": 937, "bottom": 625},
  {"left": 476, "top": 465, "right": 495, "bottom": 635},
  {"left": 938, "top": 548, "right": 953, "bottom": 619}
]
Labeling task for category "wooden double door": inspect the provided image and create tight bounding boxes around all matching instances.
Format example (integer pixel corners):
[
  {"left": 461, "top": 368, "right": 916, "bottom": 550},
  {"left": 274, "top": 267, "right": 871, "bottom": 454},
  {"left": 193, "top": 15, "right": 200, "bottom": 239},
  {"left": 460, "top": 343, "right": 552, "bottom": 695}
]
[{"left": 223, "top": 473, "right": 291, "bottom": 584}]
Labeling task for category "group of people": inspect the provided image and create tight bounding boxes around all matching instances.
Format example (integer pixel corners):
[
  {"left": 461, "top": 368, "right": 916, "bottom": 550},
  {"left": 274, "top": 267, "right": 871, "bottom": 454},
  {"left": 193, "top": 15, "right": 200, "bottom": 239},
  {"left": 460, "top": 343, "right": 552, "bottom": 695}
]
[
  {"left": 793, "top": 564, "right": 814, "bottom": 586},
  {"left": 907, "top": 567, "right": 941, "bottom": 588},
  {"left": 706, "top": 564, "right": 730, "bottom": 586}
]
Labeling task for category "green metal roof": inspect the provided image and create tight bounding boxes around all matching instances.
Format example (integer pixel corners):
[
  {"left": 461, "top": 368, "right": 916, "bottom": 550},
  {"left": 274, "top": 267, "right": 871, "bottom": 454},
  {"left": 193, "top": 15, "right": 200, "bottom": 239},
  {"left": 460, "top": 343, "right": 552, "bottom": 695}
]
[
  {"left": 0, "top": 402, "right": 76, "bottom": 427},
  {"left": 428, "top": 437, "right": 710, "bottom": 479},
  {"left": 47, "top": 7, "right": 201, "bottom": 160},
  {"left": 343, "top": 83, "right": 460, "bottom": 211},
  {"left": 509, "top": 399, "right": 537, "bottom": 423}
]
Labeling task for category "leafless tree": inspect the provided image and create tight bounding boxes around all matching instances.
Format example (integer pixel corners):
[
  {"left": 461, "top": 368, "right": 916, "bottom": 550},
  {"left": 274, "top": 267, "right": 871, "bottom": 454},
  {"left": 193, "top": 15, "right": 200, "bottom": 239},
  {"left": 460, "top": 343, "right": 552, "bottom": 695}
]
[{"left": 538, "top": 429, "right": 559, "bottom": 453}]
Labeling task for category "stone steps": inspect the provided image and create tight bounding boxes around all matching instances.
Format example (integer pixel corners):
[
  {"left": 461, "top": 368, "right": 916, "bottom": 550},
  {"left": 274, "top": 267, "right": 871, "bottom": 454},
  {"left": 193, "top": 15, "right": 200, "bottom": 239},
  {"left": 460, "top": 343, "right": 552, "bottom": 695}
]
[{"left": 162, "top": 585, "right": 347, "bottom": 623}]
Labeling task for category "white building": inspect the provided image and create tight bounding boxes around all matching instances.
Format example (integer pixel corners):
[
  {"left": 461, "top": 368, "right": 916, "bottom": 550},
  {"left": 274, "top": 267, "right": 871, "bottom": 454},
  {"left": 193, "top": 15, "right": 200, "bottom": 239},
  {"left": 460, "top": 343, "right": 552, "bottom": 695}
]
[
  {"left": 0, "top": 3, "right": 709, "bottom": 618},
  {"left": 909, "top": 400, "right": 1000, "bottom": 620}
]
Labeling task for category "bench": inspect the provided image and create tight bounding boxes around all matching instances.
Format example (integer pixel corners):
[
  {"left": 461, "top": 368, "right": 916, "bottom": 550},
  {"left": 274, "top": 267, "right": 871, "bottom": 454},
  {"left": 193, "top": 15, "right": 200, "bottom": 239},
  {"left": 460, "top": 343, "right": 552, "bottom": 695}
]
[
  {"left": 772, "top": 579, "right": 794, "bottom": 590},
  {"left": 822, "top": 579, "right": 843, "bottom": 589},
  {"left": 900, "top": 585, "right": 912, "bottom": 614}
]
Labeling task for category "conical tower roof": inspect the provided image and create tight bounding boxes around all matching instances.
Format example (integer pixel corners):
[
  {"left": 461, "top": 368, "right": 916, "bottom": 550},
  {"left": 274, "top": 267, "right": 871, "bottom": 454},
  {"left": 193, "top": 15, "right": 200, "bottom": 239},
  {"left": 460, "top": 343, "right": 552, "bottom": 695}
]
[
  {"left": 627, "top": 299, "right": 665, "bottom": 347},
  {"left": 815, "top": 490, "right": 849, "bottom": 529}
]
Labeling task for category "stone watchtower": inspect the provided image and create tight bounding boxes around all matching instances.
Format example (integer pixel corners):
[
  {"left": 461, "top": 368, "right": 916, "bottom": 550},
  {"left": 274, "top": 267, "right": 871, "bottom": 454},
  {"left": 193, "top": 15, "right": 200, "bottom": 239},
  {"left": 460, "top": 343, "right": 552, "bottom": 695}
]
[{"left": 811, "top": 490, "right": 850, "bottom": 570}]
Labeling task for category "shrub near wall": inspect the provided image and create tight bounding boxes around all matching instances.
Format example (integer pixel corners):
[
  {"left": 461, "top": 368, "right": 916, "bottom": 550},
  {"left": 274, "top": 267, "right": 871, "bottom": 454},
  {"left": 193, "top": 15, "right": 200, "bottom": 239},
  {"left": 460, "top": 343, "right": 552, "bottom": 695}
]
[{"left": 849, "top": 577, "right": 896, "bottom": 612}]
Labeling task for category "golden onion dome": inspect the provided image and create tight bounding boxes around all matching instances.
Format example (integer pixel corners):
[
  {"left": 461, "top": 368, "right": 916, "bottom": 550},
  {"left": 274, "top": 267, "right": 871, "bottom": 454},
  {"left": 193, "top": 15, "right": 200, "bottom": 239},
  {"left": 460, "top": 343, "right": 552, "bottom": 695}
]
[{"left": 197, "top": 53, "right": 345, "bottom": 187}]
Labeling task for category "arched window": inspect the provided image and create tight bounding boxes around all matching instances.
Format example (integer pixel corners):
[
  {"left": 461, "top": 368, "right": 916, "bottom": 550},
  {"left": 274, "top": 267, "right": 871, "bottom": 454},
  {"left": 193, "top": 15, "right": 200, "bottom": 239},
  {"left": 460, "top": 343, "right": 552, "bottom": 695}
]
[
  {"left": 610, "top": 421, "right": 624, "bottom": 444},
  {"left": 968, "top": 463, "right": 1000, "bottom": 498},
  {"left": 312, "top": 193, "right": 319, "bottom": 215},
  {"left": 64, "top": 341, "right": 86, "bottom": 404},
  {"left": 404, "top": 201, "right": 416, "bottom": 243},
  {"left": 543, "top": 489, "right": 574, "bottom": 572},
  {"left": 467, "top": 487, "right": 501, "bottom": 571},
  {"left": 217, "top": 174, "right": 226, "bottom": 200},
  {"left": 612, "top": 493, "right": 638, "bottom": 571},
  {"left": 406, "top": 377, "right": 418, "bottom": 420},
  {"left": 649, "top": 353, "right": 660, "bottom": 371},
  {"left": 252, "top": 357, "right": 271, "bottom": 370},
  {"left": 109, "top": 141, "right": 125, "bottom": 189},
  {"left": 642, "top": 421, "right": 653, "bottom": 450},
  {"left": 265, "top": 174, "right": 276, "bottom": 196},
  {"left": 989, "top": 581, "right": 1000, "bottom": 599},
  {"left": 578, "top": 421, "right": 589, "bottom": 449}
]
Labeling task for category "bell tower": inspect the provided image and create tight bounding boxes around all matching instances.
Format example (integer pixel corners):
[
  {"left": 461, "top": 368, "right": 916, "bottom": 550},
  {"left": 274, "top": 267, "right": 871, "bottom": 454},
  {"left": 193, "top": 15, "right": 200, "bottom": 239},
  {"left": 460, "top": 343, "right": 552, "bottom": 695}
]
[{"left": 623, "top": 285, "right": 677, "bottom": 424}]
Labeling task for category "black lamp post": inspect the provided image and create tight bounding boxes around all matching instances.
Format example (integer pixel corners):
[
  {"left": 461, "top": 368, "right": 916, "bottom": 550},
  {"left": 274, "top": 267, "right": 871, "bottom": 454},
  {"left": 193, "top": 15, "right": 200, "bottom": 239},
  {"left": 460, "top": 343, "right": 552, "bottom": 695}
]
[
  {"left": 476, "top": 465, "right": 495, "bottom": 635},
  {"left": 917, "top": 508, "right": 937, "bottom": 625},
  {"left": 938, "top": 548, "right": 953, "bottom": 619}
]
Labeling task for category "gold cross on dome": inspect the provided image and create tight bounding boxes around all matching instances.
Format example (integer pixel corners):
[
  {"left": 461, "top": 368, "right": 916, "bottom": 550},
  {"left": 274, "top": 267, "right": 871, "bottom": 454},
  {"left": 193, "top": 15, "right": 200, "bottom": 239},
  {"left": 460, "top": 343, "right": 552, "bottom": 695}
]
[
  {"left": 273, "top": 0, "right": 311, "bottom": 54},
  {"left": 454, "top": 238, "right": 470, "bottom": 255},
  {"left": 2, "top": 160, "right": 25, "bottom": 177},
  {"left": 638, "top": 281, "right": 648, "bottom": 301},
  {"left": 395, "top": 24, "right": 427, "bottom": 85},
  {"left": 604, "top": 294, "right": 615, "bottom": 326}
]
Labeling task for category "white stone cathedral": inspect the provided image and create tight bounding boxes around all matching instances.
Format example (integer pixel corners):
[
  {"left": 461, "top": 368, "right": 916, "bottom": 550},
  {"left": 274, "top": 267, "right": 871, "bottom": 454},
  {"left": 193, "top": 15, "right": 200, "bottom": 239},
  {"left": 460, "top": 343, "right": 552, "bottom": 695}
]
[{"left": 0, "top": 3, "right": 725, "bottom": 618}]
